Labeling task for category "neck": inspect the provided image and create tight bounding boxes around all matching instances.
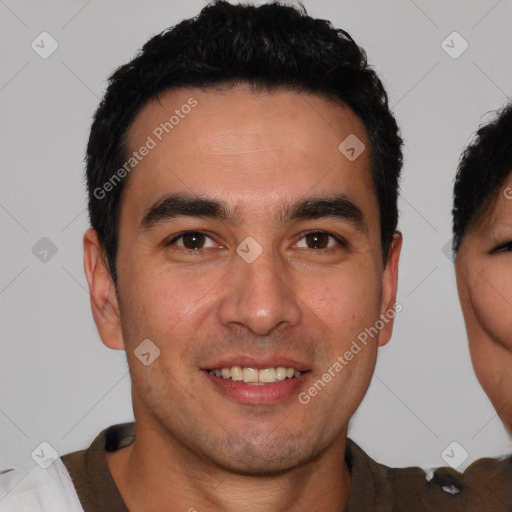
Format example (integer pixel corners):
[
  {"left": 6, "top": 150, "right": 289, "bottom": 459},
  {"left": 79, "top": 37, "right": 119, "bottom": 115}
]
[{"left": 106, "top": 420, "right": 351, "bottom": 512}]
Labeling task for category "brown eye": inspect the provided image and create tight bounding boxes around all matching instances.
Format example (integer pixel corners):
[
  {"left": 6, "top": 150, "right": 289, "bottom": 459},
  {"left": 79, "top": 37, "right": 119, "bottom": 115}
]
[
  {"left": 295, "top": 231, "right": 344, "bottom": 250},
  {"left": 168, "top": 231, "right": 217, "bottom": 251},
  {"left": 181, "top": 232, "right": 206, "bottom": 250},
  {"left": 305, "top": 232, "right": 330, "bottom": 249}
]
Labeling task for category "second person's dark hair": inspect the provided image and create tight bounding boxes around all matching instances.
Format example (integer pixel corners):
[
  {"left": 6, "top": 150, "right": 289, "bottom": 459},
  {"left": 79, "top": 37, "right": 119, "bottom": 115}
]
[{"left": 452, "top": 103, "right": 512, "bottom": 255}]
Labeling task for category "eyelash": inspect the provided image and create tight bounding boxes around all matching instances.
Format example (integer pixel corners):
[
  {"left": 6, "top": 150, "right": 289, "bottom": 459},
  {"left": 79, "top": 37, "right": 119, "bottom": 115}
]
[
  {"left": 166, "top": 230, "right": 346, "bottom": 254},
  {"left": 166, "top": 231, "right": 217, "bottom": 255},
  {"left": 491, "top": 241, "right": 512, "bottom": 253}
]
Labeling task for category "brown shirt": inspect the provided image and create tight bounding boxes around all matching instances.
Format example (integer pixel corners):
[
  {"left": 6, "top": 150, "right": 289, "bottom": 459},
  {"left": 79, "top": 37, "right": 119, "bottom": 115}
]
[{"left": 61, "top": 422, "right": 511, "bottom": 511}]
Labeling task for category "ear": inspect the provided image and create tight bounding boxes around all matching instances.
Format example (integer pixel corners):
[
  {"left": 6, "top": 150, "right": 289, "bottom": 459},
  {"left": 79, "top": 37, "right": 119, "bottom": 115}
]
[
  {"left": 378, "top": 232, "right": 402, "bottom": 347},
  {"left": 83, "top": 228, "right": 125, "bottom": 350}
]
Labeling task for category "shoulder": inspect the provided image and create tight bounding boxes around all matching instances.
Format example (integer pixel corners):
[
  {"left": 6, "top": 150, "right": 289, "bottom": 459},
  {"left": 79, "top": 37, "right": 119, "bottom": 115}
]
[
  {"left": 0, "top": 459, "right": 84, "bottom": 512},
  {"left": 345, "top": 439, "right": 447, "bottom": 511},
  {"left": 430, "top": 453, "right": 512, "bottom": 510},
  {"left": 346, "top": 438, "right": 470, "bottom": 511},
  {"left": 347, "top": 440, "right": 512, "bottom": 512}
]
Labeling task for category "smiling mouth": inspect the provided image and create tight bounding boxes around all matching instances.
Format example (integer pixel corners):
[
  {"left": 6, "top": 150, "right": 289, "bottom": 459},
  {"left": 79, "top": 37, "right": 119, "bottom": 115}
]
[{"left": 204, "top": 366, "right": 304, "bottom": 385}]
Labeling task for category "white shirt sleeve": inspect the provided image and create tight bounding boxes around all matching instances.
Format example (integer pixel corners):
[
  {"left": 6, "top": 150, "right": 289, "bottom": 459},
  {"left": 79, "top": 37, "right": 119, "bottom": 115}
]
[{"left": 0, "top": 459, "right": 84, "bottom": 512}]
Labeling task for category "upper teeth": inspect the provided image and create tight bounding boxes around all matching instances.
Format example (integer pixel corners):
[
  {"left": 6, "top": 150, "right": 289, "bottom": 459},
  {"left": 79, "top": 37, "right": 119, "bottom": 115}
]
[{"left": 207, "top": 366, "right": 301, "bottom": 383}]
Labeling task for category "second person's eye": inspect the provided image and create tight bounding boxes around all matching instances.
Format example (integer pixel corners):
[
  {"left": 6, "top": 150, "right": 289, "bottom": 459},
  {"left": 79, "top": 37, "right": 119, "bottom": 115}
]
[{"left": 491, "top": 240, "right": 512, "bottom": 254}]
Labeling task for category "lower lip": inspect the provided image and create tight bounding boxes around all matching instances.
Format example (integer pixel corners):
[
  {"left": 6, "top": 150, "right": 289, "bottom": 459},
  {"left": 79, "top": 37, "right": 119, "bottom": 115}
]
[{"left": 202, "top": 370, "right": 310, "bottom": 405}]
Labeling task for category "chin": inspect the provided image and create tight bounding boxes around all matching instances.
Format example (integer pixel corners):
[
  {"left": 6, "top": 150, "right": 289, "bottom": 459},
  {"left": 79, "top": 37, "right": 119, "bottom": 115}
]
[{"left": 208, "top": 434, "right": 322, "bottom": 476}]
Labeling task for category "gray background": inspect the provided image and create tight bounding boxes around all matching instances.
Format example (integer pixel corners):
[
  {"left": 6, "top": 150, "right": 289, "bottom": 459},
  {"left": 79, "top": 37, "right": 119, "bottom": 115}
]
[{"left": 1, "top": 0, "right": 512, "bottom": 474}]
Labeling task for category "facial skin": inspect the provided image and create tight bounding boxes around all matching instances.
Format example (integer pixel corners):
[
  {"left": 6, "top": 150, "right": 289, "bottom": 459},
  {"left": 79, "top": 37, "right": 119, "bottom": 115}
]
[
  {"left": 456, "top": 172, "right": 512, "bottom": 433},
  {"left": 84, "top": 85, "right": 401, "bottom": 511}
]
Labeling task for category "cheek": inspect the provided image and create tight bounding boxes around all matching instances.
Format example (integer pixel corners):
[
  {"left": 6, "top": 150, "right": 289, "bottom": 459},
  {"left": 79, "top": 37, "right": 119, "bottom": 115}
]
[
  {"left": 303, "top": 266, "right": 382, "bottom": 344},
  {"left": 118, "top": 260, "right": 214, "bottom": 349},
  {"left": 468, "top": 265, "right": 512, "bottom": 350}
]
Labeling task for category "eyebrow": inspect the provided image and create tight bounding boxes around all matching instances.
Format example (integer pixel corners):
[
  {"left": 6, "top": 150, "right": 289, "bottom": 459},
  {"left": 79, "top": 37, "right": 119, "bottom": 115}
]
[{"left": 139, "top": 192, "right": 367, "bottom": 233}]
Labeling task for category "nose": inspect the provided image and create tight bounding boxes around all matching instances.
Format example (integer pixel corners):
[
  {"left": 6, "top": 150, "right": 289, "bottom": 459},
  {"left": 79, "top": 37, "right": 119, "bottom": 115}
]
[{"left": 217, "top": 247, "right": 302, "bottom": 336}]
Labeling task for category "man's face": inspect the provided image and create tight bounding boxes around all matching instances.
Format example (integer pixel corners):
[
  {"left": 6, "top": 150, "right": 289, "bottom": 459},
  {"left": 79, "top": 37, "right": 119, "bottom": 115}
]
[
  {"left": 456, "top": 172, "right": 512, "bottom": 431},
  {"left": 94, "top": 86, "right": 400, "bottom": 474}
]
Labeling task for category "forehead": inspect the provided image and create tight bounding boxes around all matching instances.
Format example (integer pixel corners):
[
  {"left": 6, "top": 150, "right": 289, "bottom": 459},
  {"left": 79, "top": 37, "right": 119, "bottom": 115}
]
[
  {"left": 460, "top": 172, "right": 512, "bottom": 252},
  {"left": 474, "top": 173, "right": 512, "bottom": 230},
  {"left": 121, "top": 85, "right": 376, "bottom": 221}
]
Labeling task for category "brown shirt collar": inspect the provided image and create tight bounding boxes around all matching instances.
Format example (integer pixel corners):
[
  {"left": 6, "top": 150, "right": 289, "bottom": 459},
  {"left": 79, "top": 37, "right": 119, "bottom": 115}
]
[
  {"left": 61, "top": 422, "right": 462, "bottom": 512},
  {"left": 61, "top": 423, "right": 132, "bottom": 512}
]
